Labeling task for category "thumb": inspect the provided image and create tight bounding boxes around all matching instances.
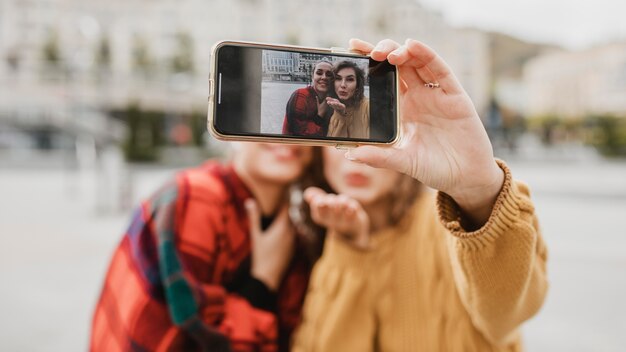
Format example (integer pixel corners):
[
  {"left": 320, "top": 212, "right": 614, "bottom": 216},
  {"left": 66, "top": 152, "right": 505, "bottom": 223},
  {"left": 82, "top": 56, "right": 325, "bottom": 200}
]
[
  {"left": 345, "top": 146, "right": 409, "bottom": 174},
  {"left": 244, "top": 199, "right": 262, "bottom": 238}
]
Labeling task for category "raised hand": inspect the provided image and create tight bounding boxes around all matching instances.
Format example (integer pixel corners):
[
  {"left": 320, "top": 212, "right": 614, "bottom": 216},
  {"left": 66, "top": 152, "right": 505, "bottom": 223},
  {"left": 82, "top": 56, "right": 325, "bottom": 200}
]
[
  {"left": 304, "top": 187, "right": 370, "bottom": 250},
  {"left": 245, "top": 199, "right": 296, "bottom": 291},
  {"left": 315, "top": 95, "right": 329, "bottom": 118},
  {"left": 346, "top": 38, "right": 505, "bottom": 226},
  {"left": 326, "top": 97, "right": 347, "bottom": 115}
]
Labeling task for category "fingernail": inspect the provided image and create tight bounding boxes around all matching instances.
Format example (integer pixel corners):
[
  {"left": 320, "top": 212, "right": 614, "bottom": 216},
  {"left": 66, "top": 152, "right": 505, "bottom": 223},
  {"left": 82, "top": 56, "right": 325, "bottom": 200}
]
[
  {"left": 244, "top": 199, "right": 253, "bottom": 209},
  {"left": 373, "top": 43, "right": 386, "bottom": 52},
  {"left": 344, "top": 150, "right": 364, "bottom": 163}
]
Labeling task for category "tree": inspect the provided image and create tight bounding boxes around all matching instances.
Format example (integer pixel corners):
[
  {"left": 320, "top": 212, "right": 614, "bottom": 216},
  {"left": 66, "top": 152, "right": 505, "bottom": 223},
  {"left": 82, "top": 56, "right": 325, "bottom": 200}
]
[
  {"left": 132, "top": 35, "right": 153, "bottom": 75},
  {"left": 171, "top": 32, "right": 194, "bottom": 73},
  {"left": 122, "top": 104, "right": 164, "bottom": 162},
  {"left": 43, "top": 30, "right": 61, "bottom": 68},
  {"left": 95, "top": 35, "right": 111, "bottom": 69}
]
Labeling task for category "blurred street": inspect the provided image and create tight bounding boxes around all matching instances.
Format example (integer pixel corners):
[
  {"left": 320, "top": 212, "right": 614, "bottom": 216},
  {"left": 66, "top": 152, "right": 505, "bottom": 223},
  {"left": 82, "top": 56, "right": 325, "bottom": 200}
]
[
  {"left": 507, "top": 159, "right": 626, "bottom": 352},
  {"left": 1, "top": 148, "right": 625, "bottom": 351},
  {"left": 261, "top": 82, "right": 306, "bottom": 134}
]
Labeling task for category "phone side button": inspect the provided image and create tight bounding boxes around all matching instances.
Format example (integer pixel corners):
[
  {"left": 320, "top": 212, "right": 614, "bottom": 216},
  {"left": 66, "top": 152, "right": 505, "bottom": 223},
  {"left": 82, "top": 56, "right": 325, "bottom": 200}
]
[
  {"left": 330, "top": 47, "right": 348, "bottom": 53},
  {"left": 208, "top": 79, "right": 214, "bottom": 101},
  {"left": 335, "top": 144, "right": 358, "bottom": 150}
]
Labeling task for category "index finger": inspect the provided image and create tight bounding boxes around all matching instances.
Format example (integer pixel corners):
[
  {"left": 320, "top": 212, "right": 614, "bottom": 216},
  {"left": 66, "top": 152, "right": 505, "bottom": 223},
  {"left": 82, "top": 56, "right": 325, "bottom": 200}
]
[
  {"left": 405, "top": 39, "right": 463, "bottom": 94},
  {"left": 370, "top": 39, "right": 401, "bottom": 62}
]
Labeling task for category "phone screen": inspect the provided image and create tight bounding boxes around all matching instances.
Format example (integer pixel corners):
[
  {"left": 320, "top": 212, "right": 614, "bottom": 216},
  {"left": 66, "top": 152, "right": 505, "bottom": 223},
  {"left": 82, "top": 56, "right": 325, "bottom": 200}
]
[{"left": 213, "top": 44, "right": 397, "bottom": 143}]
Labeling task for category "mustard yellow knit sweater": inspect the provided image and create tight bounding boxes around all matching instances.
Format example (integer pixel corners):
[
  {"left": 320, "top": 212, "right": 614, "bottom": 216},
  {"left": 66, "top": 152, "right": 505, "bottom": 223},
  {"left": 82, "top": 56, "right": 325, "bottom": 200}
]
[{"left": 292, "top": 162, "right": 548, "bottom": 352}]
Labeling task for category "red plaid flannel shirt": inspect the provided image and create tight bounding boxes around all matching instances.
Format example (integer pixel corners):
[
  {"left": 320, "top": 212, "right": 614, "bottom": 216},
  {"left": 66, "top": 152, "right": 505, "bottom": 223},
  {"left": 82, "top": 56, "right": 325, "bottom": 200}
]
[
  {"left": 282, "top": 86, "right": 331, "bottom": 137},
  {"left": 90, "top": 162, "right": 310, "bottom": 351}
]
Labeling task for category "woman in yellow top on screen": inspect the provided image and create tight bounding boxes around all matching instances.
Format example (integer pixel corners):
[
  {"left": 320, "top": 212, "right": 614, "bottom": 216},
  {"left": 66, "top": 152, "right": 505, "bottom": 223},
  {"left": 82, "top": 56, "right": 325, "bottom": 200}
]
[{"left": 326, "top": 60, "right": 370, "bottom": 139}]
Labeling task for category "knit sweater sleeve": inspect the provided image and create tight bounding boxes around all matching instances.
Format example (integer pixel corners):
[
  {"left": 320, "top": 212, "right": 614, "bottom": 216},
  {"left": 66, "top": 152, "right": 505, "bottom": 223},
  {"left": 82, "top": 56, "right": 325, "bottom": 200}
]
[{"left": 436, "top": 160, "right": 549, "bottom": 346}]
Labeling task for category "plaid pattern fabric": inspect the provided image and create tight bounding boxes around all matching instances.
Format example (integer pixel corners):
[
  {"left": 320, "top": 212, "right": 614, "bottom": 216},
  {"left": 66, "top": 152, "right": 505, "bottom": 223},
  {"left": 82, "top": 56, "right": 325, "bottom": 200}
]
[
  {"left": 90, "top": 162, "right": 310, "bottom": 352},
  {"left": 282, "top": 87, "right": 330, "bottom": 137}
]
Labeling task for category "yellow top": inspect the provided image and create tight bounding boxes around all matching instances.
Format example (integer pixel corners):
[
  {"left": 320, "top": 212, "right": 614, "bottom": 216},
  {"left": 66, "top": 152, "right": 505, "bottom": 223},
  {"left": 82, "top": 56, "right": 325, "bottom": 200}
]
[
  {"left": 292, "top": 161, "right": 548, "bottom": 352},
  {"left": 327, "top": 98, "right": 370, "bottom": 139}
]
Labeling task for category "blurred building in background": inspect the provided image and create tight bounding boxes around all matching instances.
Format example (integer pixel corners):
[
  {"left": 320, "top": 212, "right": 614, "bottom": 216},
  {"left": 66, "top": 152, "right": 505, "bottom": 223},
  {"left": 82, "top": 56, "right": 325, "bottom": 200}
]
[
  {"left": 3, "top": 0, "right": 624, "bottom": 159},
  {"left": 489, "top": 33, "right": 560, "bottom": 118},
  {"left": 0, "top": 0, "right": 492, "bottom": 154},
  {"left": 525, "top": 41, "right": 626, "bottom": 118}
]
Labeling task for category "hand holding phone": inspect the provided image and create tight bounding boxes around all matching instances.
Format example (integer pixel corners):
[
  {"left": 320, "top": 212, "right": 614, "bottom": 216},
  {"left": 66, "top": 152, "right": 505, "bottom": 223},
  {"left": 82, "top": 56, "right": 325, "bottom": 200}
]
[
  {"left": 346, "top": 38, "right": 505, "bottom": 227},
  {"left": 207, "top": 41, "right": 399, "bottom": 147}
]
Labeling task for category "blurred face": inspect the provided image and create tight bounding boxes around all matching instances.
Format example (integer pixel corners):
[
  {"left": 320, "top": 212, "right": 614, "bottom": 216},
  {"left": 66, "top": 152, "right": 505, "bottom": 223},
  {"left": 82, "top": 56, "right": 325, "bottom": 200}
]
[
  {"left": 236, "top": 143, "right": 314, "bottom": 185},
  {"left": 312, "top": 62, "right": 333, "bottom": 95},
  {"left": 322, "top": 148, "right": 400, "bottom": 205},
  {"left": 334, "top": 67, "right": 357, "bottom": 102}
]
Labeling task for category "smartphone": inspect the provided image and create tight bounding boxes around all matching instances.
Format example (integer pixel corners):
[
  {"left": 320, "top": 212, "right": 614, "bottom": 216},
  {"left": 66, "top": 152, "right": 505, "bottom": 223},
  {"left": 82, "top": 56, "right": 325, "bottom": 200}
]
[{"left": 207, "top": 41, "right": 399, "bottom": 147}]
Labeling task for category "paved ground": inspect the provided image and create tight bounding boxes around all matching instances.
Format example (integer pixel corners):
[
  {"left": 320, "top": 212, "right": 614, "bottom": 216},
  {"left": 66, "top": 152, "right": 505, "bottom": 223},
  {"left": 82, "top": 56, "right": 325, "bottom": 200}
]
[
  {"left": 1, "top": 153, "right": 625, "bottom": 351},
  {"left": 505, "top": 160, "right": 626, "bottom": 351},
  {"left": 261, "top": 81, "right": 306, "bottom": 134}
]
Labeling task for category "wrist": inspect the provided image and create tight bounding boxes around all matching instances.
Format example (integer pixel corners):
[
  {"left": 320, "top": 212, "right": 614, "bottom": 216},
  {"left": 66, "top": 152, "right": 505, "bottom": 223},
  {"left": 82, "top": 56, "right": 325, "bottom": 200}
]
[{"left": 448, "top": 162, "right": 505, "bottom": 227}]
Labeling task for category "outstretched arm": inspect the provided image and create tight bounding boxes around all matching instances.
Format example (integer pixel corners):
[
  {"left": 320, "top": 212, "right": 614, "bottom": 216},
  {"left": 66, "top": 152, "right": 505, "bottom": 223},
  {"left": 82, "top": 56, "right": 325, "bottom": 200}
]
[
  {"left": 437, "top": 163, "right": 548, "bottom": 345},
  {"left": 348, "top": 38, "right": 548, "bottom": 345},
  {"left": 347, "top": 38, "right": 504, "bottom": 228}
]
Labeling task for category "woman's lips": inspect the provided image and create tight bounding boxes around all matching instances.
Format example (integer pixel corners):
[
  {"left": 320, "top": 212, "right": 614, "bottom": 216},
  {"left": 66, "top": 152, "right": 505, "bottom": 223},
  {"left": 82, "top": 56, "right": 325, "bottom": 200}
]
[{"left": 344, "top": 172, "right": 370, "bottom": 187}]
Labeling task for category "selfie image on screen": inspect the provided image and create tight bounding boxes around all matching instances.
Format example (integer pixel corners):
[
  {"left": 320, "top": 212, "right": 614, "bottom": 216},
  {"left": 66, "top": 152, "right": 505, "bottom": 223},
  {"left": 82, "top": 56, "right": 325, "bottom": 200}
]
[
  {"left": 214, "top": 44, "right": 396, "bottom": 143},
  {"left": 260, "top": 50, "right": 370, "bottom": 139}
]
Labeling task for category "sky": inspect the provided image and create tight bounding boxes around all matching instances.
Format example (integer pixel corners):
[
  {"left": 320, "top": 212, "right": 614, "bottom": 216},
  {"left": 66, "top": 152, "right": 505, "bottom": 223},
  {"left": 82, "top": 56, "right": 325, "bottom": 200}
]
[{"left": 420, "top": 0, "right": 626, "bottom": 49}]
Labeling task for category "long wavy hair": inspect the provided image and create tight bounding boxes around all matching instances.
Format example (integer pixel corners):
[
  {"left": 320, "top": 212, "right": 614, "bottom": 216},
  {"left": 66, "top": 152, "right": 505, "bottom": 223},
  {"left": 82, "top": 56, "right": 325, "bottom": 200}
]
[
  {"left": 332, "top": 60, "right": 366, "bottom": 105},
  {"left": 289, "top": 147, "right": 331, "bottom": 263}
]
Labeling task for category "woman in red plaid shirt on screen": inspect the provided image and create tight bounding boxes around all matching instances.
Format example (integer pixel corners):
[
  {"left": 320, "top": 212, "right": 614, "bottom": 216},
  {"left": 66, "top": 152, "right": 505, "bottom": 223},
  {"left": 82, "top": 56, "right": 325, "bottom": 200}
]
[{"left": 282, "top": 60, "right": 334, "bottom": 137}]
